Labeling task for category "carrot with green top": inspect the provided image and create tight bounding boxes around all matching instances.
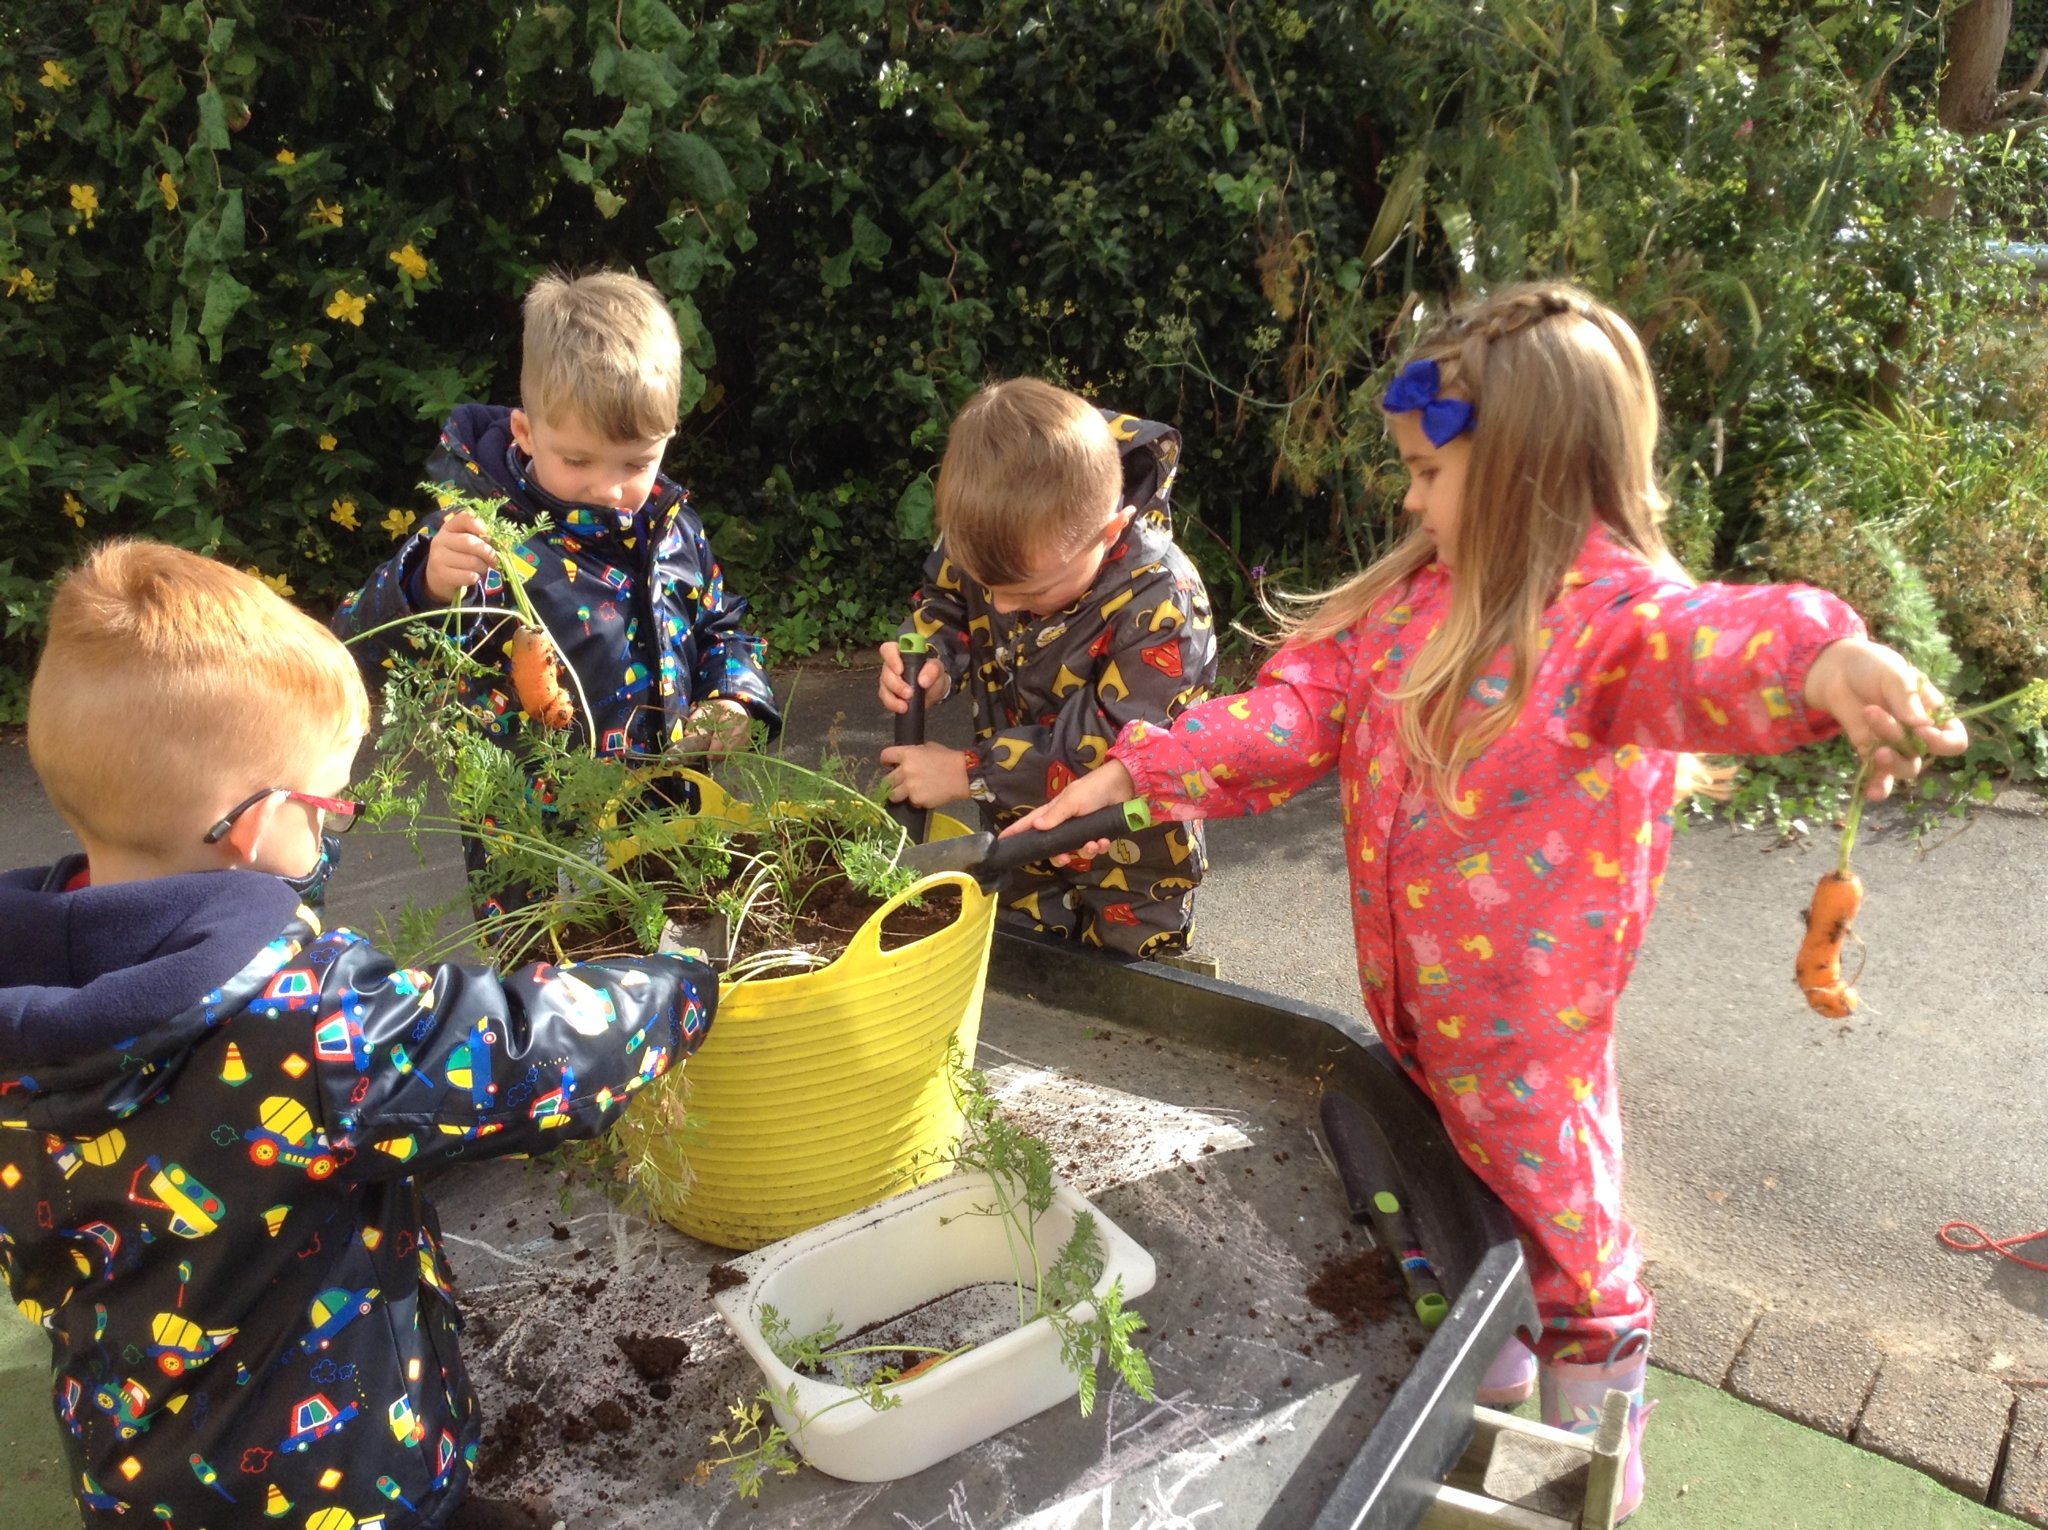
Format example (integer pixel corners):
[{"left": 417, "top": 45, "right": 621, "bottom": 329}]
[{"left": 1796, "top": 678, "right": 2048, "bottom": 1018}]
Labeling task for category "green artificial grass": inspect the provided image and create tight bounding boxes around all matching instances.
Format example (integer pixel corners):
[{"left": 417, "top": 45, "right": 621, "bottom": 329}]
[{"left": 1613, "top": 1369, "right": 2024, "bottom": 1529}]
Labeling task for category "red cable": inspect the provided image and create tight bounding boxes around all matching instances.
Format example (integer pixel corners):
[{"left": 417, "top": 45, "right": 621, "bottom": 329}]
[{"left": 1938, "top": 1220, "right": 2048, "bottom": 1272}]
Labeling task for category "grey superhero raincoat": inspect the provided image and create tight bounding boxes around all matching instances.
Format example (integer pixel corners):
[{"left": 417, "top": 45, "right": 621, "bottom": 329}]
[{"left": 905, "top": 413, "right": 1217, "bottom": 955}]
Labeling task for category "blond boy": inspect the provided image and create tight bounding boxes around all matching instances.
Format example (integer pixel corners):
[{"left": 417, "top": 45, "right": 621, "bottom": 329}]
[
  {"left": 334, "top": 269, "right": 781, "bottom": 917},
  {"left": 5, "top": 540, "right": 714, "bottom": 1530},
  {"left": 880, "top": 377, "right": 1217, "bottom": 955}
]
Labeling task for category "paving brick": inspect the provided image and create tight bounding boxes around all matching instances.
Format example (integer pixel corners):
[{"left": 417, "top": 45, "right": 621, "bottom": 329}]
[
  {"left": 1725, "top": 1309, "right": 1882, "bottom": 1439},
  {"left": 1999, "top": 1393, "right": 2048, "bottom": 1529},
  {"left": 1852, "top": 1354, "right": 2012, "bottom": 1501},
  {"left": 1643, "top": 1260, "right": 1759, "bottom": 1388}
]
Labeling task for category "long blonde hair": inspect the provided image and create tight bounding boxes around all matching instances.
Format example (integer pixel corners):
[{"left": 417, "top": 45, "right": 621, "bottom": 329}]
[{"left": 1283, "top": 282, "right": 1696, "bottom": 807}]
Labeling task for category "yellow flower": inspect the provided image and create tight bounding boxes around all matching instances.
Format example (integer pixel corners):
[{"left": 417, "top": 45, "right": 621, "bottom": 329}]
[
  {"left": 309, "top": 198, "right": 343, "bottom": 227},
  {"left": 40, "top": 61, "right": 74, "bottom": 91},
  {"left": 68, "top": 184, "right": 98, "bottom": 227},
  {"left": 275, "top": 148, "right": 296, "bottom": 165},
  {"left": 380, "top": 507, "right": 417, "bottom": 539},
  {"left": 318, "top": 433, "right": 338, "bottom": 451},
  {"left": 158, "top": 171, "right": 178, "bottom": 210},
  {"left": 291, "top": 341, "right": 313, "bottom": 368},
  {"left": 330, "top": 497, "right": 361, "bottom": 530},
  {"left": 5, "top": 266, "right": 53, "bottom": 301},
  {"left": 61, "top": 493, "right": 85, "bottom": 528},
  {"left": 258, "top": 570, "right": 294, "bottom": 598},
  {"left": 388, "top": 243, "right": 429, "bottom": 281},
  {"left": 325, "top": 288, "right": 370, "bottom": 326}
]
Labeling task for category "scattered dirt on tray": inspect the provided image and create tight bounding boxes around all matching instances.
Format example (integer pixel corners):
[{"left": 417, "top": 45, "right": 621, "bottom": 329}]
[
  {"left": 475, "top": 1397, "right": 547, "bottom": 1484},
  {"left": 443, "top": 1493, "right": 555, "bottom": 1530},
  {"left": 706, "top": 1262, "right": 745, "bottom": 1295},
  {"left": 615, "top": 1331, "right": 690, "bottom": 1382},
  {"left": 463, "top": 1257, "right": 716, "bottom": 1498},
  {"left": 1305, "top": 1246, "right": 1406, "bottom": 1336}
]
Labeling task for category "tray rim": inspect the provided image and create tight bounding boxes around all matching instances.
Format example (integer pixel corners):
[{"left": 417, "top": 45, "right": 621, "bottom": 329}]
[{"left": 985, "top": 928, "right": 1538, "bottom": 1530}]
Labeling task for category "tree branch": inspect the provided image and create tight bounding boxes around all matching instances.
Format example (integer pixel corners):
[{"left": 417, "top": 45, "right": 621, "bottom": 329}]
[{"left": 1998, "top": 45, "right": 2048, "bottom": 105}]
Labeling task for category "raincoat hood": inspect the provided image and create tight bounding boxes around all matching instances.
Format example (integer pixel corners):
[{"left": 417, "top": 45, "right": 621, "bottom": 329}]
[{"left": 0, "top": 858, "right": 299, "bottom": 1128}]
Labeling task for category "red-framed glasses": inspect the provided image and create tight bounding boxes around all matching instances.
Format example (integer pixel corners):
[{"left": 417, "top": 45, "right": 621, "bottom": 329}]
[{"left": 203, "top": 788, "right": 362, "bottom": 845}]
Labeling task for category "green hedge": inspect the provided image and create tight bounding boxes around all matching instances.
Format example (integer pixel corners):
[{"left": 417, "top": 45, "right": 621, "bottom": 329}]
[{"left": 4, "top": 1, "right": 2045, "bottom": 721}]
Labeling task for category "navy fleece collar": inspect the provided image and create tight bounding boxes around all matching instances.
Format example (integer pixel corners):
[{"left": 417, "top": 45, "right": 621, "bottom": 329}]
[{"left": 0, "top": 857, "right": 300, "bottom": 1070}]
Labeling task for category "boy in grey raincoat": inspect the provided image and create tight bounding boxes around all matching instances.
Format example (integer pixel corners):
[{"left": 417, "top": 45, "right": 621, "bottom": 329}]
[{"left": 880, "top": 378, "right": 1217, "bottom": 956}]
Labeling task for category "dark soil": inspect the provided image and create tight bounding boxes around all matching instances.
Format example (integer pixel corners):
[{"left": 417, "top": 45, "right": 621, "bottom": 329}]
[
  {"left": 614, "top": 1331, "right": 690, "bottom": 1381},
  {"left": 445, "top": 1492, "right": 555, "bottom": 1530},
  {"left": 557, "top": 1395, "right": 635, "bottom": 1445},
  {"left": 808, "top": 872, "right": 962, "bottom": 952},
  {"left": 706, "top": 1262, "right": 746, "bottom": 1295},
  {"left": 1305, "top": 1246, "right": 1407, "bottom": 1335},
  {"left": 801, "top": 1280, "right": 1022, "bottom": 1389},
  {"left": 559, "top": 844, "right": 963, "bottom": 966},
  {"left": 474, "top": 1397, "right": 547, "bottom": 1484}
]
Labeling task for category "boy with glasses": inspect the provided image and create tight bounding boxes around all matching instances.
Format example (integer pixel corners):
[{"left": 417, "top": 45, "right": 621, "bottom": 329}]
[{"left": 2, "top": 540, "right": 717, "bottom": 1530}]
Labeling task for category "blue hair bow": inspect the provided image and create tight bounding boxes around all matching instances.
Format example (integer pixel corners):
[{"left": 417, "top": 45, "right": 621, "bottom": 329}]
[{"left": 1382, "top": 359, "right": 1476, "bottom": 447}]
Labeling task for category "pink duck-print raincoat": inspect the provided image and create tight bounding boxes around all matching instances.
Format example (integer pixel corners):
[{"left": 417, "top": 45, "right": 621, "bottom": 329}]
[{"left": 1112, "top": 524, "right": 1864, "bottom": 1354}]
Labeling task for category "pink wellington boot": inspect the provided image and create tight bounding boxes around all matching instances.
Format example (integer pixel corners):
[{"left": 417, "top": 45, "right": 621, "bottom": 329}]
[
  {"left": 1539, "top": 1335, "right": 1655, "bottom": 1522},
  {"left": 1476, "top": 1335, "right": 1537, "bottom": 1406}
]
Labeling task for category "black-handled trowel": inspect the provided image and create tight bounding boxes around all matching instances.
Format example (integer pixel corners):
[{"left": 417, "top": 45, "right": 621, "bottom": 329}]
[
  {"left": 894, "top": 799, "right": 1157, "bottom": 886},
  {"left": 885, "top": 630, "right": 934, "bottom": 844}
]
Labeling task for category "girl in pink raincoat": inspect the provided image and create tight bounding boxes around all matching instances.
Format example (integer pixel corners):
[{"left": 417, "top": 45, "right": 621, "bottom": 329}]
[{"left": 1005, "top": 282, "right": 1967, "bottom": 1520}]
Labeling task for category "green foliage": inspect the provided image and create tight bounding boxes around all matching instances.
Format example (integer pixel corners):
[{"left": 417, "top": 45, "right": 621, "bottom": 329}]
[
  {"left": 6, "top": 0, "right": 2045, "bottom": 786},
  {"left": 1, "top": 0, "right": 835, "bottom": 663},
  {"left": 356, "top": 640, "right": 918, "bottom": 972}
]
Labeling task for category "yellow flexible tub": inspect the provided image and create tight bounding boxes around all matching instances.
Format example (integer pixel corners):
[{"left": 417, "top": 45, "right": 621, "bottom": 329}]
[{"left": 608, "top": 772, "right": 997, "bottom": 1250}]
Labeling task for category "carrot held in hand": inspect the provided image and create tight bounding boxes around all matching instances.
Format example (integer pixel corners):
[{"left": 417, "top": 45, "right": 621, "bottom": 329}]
[
  {"left": 510, "top": 623, "right": 575, "bottom": 730},
  {"left": 1797, "top": 868, "right": 1864, "bottom": 1017},
  {"left": 1796, "top": 752, "right": 1874, "bottom": 1019}
]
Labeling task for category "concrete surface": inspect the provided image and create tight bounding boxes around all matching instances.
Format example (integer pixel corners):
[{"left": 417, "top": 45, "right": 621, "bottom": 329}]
[
  {"left": 2, "top": 654, "right": 2046, "bottom": 1522},
  {"left": 1855, "top": 1355, "right": 2016, "bottom": 1501},
  {"left": 1725, "top": 1308, "right": 1886, "bottom": 1438}
]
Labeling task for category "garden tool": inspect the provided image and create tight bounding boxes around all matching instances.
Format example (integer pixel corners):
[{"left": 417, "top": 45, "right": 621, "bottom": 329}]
[
  {"left": 1317, "top": 1090, "right": 1449, "bottom": 1330},
  {"left": 893, "top": 799, "right": 1159, "bottom": 887},
  {"left": 886, "top": 631, "right": 932, "bottom": 843}
]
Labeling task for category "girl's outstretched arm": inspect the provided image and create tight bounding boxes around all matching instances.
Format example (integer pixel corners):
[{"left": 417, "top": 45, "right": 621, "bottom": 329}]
[
  {"left": 1572, "top": 577, "right": 1866, "bottom": 758},
  {"left": 1002, "top": 760, "right": 1137, "bottom": 860},
  {"left": 1003, "top": 629, "right": 1357, "bottom": 856}
]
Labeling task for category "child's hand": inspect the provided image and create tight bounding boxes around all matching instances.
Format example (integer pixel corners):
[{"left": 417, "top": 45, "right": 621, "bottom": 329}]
[
  {"left": 672, "top": 700, "right": 752, "bottom": 757},
  {"left": 879, "top": 741, "right": 971, "bottom": 809},
  {"left": 878, "top": 641, "right": 951, "bottom": 713},
  {"left": 1001, "top": 761, "right": 1137, "bottom": 865},
  {"left": 1804, "top": 637, "right": 1970, "bottom": 798},
  {"left": 422, "top": 510, "right": 498, "bottom": 606}
]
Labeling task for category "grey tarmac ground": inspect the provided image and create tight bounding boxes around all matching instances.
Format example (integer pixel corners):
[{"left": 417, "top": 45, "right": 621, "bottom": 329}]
[{"left": 2, "top": 655, "right": 2045, "bottom": 1525}]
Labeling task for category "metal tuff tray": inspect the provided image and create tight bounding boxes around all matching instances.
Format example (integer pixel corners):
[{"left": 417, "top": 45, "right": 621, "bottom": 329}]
[{"left": 434, "top": 931, "right": 1533, "bottom": 1530}]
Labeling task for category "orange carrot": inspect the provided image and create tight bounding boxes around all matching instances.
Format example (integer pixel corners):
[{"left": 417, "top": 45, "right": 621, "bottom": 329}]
[
  {"left": 510, "top": 624, "right": 575, "bottom": 730},
  {"left": 1796, "top": 869, "right": 1864, "bottom": 1018},
  {"left": 894, "top": 1351, "right": 957, "bottom": 1383}
]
